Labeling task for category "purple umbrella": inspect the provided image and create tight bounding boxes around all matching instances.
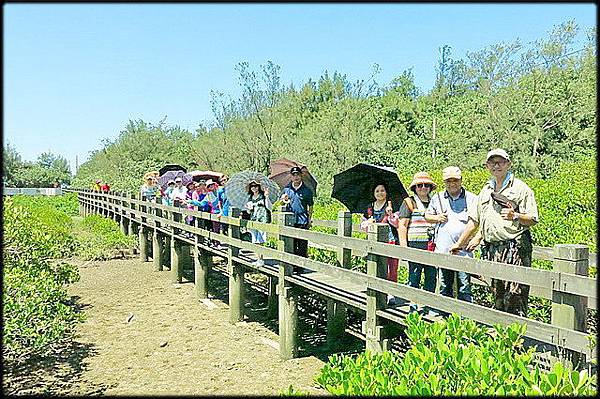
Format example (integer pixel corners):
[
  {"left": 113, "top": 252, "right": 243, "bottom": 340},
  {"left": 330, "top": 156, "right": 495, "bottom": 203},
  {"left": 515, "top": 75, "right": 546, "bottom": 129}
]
[{"left": 158, "top": 170, "right": 191, "bottom": 190}]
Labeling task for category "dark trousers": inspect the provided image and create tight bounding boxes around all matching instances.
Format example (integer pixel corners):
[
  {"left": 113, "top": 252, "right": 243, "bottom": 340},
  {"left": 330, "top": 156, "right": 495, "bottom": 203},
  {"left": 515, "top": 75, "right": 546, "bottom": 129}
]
[
  {"left": 292, "top": 223, "right": 309, "bottom": 273},
  {"left": 407, "top": 240, "right": 437, "bottom": 292},
  {"left": 293, "top": 223, "right": 309, "bottom": 257},
  {"left": 481, "top": 232, "right": 532, "bottom": 317}
]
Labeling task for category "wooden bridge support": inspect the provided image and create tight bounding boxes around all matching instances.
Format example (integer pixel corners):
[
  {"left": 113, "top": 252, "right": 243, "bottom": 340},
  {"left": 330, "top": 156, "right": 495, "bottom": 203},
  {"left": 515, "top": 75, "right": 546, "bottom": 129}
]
[
  {"left": 266, "top": 277, "right": 278, "bottom": 319},
  {"left": 363, "top": 223, "right": 391, "bottom": 353},
  {"left": 150, "top": 197, "right": 163, "bottom": 266},
  {"left": 171, "top": 238, "right": 182, "bottom": 283},
  {"left": 327, "top": 211, "right": 352, "bottom": 349},
  {"left": 551, "top": 244, "right": 589, "bottom": 368},
  {"left": 139, "top": 226, "right": 150, "bottom": 262},
  {"left": 112, "top": 192, "right": 119, "bottom": 223},
  {"left": 228, "top": 208, "right": 245, "bottom": 323},
  {"left": 119, "top": 193, "right": 129, "bottom": 236},
  {"left": 128, "top": 193, "right": 138, "bottom": 236},
  {"left": 326, "top": 301, "right": 347, "bottom": 350},
  {"left": 195, "top": 247, "right": 211, "bottom": 299},
  {"left": 128, "top": 216, "right": 138, "bottom": 236},
  {"left": 278, "top": 210, "right": 298, "bottom": 360},
  {"left": 153, "top": 231, "right": 164, "bottom": 272}
]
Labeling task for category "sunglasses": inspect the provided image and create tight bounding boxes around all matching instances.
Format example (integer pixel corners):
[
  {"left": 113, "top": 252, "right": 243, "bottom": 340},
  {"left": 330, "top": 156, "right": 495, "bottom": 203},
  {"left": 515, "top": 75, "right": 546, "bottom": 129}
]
[
  {"left": 487, "top": 159, "right": 508, "bottom": 166},
  {"left": 416, "top": 183, "right": 432, "bottom": 189}
]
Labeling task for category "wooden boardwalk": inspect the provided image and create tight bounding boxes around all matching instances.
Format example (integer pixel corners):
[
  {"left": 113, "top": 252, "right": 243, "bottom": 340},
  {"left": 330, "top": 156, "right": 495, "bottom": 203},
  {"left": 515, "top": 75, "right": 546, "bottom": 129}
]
[{"left": 68, "top": 189, "right": 597, "bottom": 370}]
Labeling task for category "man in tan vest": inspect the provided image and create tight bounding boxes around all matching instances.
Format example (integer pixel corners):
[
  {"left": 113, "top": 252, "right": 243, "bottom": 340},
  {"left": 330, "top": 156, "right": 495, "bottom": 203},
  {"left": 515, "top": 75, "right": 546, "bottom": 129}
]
[{"left": 450, "top": 149, "right": 538, "bottom": 316}]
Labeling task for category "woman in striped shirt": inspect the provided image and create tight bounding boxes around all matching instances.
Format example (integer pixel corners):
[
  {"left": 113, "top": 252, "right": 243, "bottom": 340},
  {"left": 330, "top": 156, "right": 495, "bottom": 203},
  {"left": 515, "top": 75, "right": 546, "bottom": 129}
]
[{"left": 395, "top": 172, "right": 437, "bottom": 294}]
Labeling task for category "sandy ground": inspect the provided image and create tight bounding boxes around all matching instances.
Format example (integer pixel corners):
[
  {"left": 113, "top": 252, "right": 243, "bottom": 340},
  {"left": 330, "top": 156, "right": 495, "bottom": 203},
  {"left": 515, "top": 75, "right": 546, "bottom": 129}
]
[{"left": 5, "top": 256, "right": 330, "bottom": 396}]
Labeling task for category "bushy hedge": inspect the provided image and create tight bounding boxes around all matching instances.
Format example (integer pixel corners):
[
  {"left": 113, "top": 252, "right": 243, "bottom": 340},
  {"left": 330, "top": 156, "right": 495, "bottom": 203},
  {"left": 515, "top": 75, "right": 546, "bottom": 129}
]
[
  {"left": 315, "top": 313, "right": 597, "bottom": 396},
  {"left": 2, "top": 197, "right": 82, "bottom": 365},
  {"left": 73, "top": 215, "right": 136, "bottom": 260},
  {"left": 2, "top": 193, "right": 138, "bottom": 366}
]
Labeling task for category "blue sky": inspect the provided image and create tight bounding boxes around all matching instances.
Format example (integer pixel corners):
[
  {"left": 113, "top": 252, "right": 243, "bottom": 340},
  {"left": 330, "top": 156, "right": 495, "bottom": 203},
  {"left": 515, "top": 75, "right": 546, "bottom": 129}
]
[{"left": 4, "top": 3, "right": 596, "bottom": 173}]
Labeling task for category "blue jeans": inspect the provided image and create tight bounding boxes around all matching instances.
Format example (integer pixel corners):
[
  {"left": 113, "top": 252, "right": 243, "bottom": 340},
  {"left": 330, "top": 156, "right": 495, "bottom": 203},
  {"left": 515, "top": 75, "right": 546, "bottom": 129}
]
[
  {"left": 440, "top": 269, "right": 472, "bottom": 302},
  {"left": 407, "top": 241, "right": 437, "bottom": 293}
]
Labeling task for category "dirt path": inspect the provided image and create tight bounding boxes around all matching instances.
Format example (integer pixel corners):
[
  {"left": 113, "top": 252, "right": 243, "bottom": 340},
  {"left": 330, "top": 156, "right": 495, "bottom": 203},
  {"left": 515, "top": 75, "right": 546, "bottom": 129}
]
[{"left": 57, "top": 257, "right": 327, "bottom": 395}]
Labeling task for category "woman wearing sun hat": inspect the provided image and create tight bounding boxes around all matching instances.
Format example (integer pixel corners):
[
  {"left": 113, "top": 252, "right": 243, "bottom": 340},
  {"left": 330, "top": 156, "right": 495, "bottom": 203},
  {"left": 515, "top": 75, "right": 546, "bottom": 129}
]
[
  {"left": 244, "top": 179, "right": 273, "bottom": 245},
  {"left": 140, "top": 173, "right": 160, "bottom": 201},
  {"left": 393, "top": 171, "right": 438, "bottom": 299}
]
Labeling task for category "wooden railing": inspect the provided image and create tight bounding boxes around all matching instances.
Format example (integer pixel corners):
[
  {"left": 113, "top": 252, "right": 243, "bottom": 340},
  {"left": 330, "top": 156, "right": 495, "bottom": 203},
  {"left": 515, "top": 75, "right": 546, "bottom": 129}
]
[{"left": 67, "top": 189, "right": 597, "bottom": 367}]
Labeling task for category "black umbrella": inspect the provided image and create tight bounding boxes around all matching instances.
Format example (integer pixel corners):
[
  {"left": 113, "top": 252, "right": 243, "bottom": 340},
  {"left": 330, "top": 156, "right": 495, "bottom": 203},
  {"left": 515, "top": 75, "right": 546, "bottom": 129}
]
[
  {"left": 158, "top": 164, "right": 187, "bottom": 176},
  {"left": 331, "top": 163, "right": 408, "bottom": 213}
]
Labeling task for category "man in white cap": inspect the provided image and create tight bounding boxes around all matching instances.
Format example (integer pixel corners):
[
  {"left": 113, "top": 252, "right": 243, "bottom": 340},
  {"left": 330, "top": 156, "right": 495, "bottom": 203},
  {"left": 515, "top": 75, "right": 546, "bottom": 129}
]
[
  {"left": 449, "top": 149, "right": 538, "bottom": 317},
  {"left": 169, "top": 176, "right": 188, "bottom": 208},
  {"left": 425, "top": 166, "right": 477, "bottom": 303}
]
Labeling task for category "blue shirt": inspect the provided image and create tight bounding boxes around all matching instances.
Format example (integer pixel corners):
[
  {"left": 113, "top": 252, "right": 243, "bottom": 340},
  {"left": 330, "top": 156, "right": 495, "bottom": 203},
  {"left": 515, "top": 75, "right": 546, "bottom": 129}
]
[
  {"left": 217, "top": 187, "right": 230, "bottom": 217},
  {"left": 188, "top": 191, "right": 220, "bottom": 214},
  {"left": 283, "top": 182, "right": 314, "bottom": 226}
]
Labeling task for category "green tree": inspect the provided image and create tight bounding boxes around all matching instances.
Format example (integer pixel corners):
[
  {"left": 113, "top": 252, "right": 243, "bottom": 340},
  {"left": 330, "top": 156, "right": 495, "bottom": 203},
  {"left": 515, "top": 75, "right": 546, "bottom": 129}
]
[{"left": 2, "top": 142, "right": 23, "bottom": 186}]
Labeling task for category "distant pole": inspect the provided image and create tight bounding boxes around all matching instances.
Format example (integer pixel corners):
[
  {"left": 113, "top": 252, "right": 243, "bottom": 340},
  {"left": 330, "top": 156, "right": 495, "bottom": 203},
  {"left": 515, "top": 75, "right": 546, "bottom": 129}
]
[
  {"left": 432, "top": 117, "right": 437, "bottom": 159},
  {"left": 75, "top": 155, "right": 79, "bottom": 172}
]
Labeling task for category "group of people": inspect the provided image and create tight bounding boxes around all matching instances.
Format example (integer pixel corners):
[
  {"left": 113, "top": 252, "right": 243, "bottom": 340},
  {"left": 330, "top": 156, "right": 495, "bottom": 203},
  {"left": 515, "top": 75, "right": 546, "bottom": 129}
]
[
  {"left": 92, "top": 179, "right": 110, "bottom": 193},
  {"left": 138, "top": 172, "right": 231, "bottom": 249},
  {"left": 100, "top": 148, "right": 536, "bottom": 318},
  {"left": 360, "top": 148, "right": 538, "bottom": 317}
]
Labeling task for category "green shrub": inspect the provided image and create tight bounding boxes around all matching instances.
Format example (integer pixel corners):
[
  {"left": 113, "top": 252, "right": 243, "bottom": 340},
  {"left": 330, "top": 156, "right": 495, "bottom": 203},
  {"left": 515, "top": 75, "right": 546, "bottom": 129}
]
[
  {"left": 316, "top": 313, "right": 597, "bottom": 395},
  {"left": 7, "top": 195, "right": 78, "bottom": 258},
  {"left": 73, "top": 215, "right": 137, "bottom": 260},
  {"left": 2, "top": 197, "right": 83, "bottom": 365}
]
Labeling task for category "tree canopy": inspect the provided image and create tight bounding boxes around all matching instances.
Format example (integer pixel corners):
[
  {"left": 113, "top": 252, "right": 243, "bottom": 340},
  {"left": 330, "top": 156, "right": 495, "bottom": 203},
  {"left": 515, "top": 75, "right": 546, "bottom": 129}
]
[{"left": 3, "top": 144, "right": 72, "bottom": 188}]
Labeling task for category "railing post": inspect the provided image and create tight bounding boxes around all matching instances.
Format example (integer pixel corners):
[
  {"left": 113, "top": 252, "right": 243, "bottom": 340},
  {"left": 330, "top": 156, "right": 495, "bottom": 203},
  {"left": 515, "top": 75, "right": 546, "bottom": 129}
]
[
  {"left": 97, "top": 191, "right": 102, "bottom": 216},
  {"left": 277, "top": 207, "right": 298, "bottom": 360},
  {"left": 267, "top": 205, "right": 288, "bottom": 319},
  {"left": 104, "top": 191, "right": 109, "bottom": 218},
  {"left": 79, "top": 192, "right": 85, "bottom": 216},
  {"left": 195, "top": 214, "right": 211, "bottom": 299},
  {"left": 78, "top": 192, "right": 84, "bottom": 216},
  {"left": 551, "top": 244, "right": 589, "bottom": 368},
  {"left": 336, "top": 211, "right": 352, "bottom": 267},
  {"left": 113, "top": 192, "right": 119, "bottom": 222},
  {"left": 326, "top": 210, "right": 352, "bottom": 349},
  {"left": 119, "top": 192, "right": 129, "bottom": 235},
  {"left": 128, "top": 193, "right": 138, "bottom": 236},
  {"left": 138, "top": 195, "right": 149, "bottom": 262},
  {"left": 169, "top": 205, "right": 187, "bottom": 282},
  {"left": 363, "top": 223, "right": 390, "bottom": 353},
  {"left": 152, "top": 197, "right": 163, "bottom": 271},
  {"left": 105, "top": 191, "right": 110, "bottom": 218},
  {"left": 228, "top": 208, "right": 244, "bottom": 323}
]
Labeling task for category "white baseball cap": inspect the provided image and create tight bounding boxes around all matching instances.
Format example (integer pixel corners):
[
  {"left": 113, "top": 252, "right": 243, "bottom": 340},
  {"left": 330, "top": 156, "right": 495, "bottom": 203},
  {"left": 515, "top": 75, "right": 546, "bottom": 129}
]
[
  {"left": 442, "top": 166, "right": 462, "bottom": 180},
  {"left": 486, "top": 148, "right": 510, "bottom": 162}
]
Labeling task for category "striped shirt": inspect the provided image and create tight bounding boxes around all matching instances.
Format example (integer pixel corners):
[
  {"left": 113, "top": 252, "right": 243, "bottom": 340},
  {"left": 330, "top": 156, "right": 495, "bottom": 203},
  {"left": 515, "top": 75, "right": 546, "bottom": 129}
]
[{"left": 397, "top": 196, "right": 432, "bottom": 243}]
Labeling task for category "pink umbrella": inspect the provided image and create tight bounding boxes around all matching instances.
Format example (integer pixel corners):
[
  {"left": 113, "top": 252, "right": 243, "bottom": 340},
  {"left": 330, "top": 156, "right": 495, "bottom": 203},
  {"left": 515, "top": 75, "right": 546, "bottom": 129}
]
[{"left": 185, "top": 170, "right": 224, "bottom": 182}]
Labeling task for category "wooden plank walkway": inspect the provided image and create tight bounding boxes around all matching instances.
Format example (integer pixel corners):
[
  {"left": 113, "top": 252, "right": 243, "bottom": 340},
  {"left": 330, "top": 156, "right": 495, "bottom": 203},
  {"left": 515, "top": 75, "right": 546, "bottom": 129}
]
[{"left": 70, "top": 189, "right": 597, "bottom": 368}]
